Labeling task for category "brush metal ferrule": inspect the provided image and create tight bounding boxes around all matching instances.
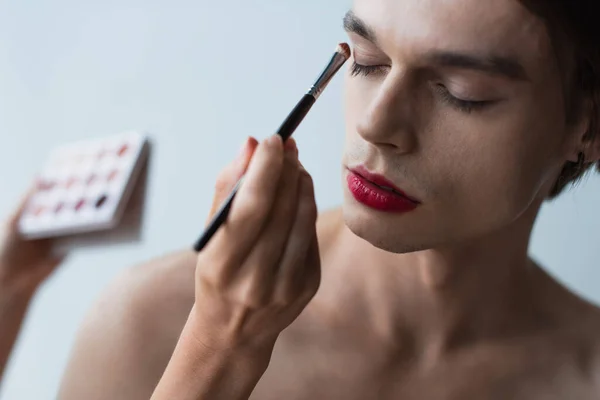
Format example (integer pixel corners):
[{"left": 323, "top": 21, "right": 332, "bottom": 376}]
[{"left": 308, "top": 51, "right": 349, "bottom": 100}]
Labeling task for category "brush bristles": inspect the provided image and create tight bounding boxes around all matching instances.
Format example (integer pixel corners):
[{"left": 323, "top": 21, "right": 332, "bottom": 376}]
[{"left": 336, "top": 42, "right": 351, "bottom": 59}]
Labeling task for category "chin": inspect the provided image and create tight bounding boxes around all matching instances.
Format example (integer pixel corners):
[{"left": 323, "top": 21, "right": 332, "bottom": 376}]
[{"left": 341, "top": 199, "right": 436, "bottom": 254}]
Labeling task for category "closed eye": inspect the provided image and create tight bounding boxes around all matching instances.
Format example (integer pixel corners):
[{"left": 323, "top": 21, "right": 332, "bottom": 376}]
[
  {"left": 350, "top": 62, "right": 388, "bottom": 77},
  {"left": 434, "top": 84, "right": 495, "bottom": 114}
]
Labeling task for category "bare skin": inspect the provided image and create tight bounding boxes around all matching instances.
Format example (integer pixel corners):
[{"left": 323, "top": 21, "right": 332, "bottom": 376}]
[
  {"left": 60, "top": 0, "right": 600, "bottom": 398},
  {"left": 0, "top": 187, "right": 65, "bottom": 383}
]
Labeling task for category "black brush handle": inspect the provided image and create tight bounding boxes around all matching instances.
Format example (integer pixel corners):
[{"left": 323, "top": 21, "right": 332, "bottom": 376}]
[
  {"left": 276, "top": 94, "right": 316, "bottom": 140},
  {"left": 193, "top": 178, "right": 242, "bottom": 251},
  {"left": 193, "top": 94, "right": 316, "bottom": 252}
]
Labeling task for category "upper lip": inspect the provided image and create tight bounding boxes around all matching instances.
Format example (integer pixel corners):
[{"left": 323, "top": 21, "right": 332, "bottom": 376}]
[{"left": 349, "top": 166, "right": 421, "bottom": 203}]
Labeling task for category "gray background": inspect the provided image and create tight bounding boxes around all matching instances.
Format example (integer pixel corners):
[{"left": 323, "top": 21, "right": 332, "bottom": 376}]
[{"left": 0, "top": 0, "right": 598, "bottom": 398}]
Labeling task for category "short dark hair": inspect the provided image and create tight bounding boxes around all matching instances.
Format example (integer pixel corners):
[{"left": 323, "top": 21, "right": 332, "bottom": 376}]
[{"left": 519, "top": 0, "right": 600, "bottom": 198}]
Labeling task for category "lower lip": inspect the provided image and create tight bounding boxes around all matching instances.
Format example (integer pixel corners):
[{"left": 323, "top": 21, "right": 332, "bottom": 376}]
[{"left": 346, "top": 171, "right": 418, "bottom": 213}]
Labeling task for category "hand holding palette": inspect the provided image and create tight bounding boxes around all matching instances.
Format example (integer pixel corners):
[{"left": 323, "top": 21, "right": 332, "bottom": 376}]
[{"left": 18, "top": 131, "right": 150, "bottom": 239}]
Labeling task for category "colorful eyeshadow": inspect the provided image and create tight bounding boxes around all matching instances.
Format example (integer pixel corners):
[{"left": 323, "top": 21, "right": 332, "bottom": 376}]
[
  {"left": 95, "top": 195, "right": 108, "bottom": 209},
  {"left": 117, "top": 144, "right": 129, "bottom": 157},
  {"left": 74, "top": 199, "right": 86, "bottom": 211},
  {"left": 17, "top": 131, "right": 148, "bottom": 240},
  {"left": 107, "top": 170, "right": 119, "bottom": 182},
  {"left": 66, "top": 177, "right": 78, "bottom": 188}
]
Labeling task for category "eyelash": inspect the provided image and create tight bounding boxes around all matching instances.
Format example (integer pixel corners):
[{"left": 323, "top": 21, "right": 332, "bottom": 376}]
[
  {"left": 434, "top": 84, "right": 491, "bottom": 114},
  {"left": 350, "top": 62, "right": 387, "bottom": 77},
  {"left": 350, "top": 62, "right": 493, "bottom": 114}
]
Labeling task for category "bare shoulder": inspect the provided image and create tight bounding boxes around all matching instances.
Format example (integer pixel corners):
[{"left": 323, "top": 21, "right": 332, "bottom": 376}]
[
  {"left": 532, "top": 264, "right": 600, "bottom": 394},
  {"left": 58, "top": 250, "right": 197, "bottom": 400},
  {"left": 556, "top": 311, "right": 600, "bottom": 397},
  {"left": 59, "top": 209, "right": 342, "bottom": 399}
]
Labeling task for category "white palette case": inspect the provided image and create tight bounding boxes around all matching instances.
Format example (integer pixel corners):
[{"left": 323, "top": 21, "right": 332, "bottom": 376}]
[{"left": 19, "top": 131, "right": 150, "bottom": 239}]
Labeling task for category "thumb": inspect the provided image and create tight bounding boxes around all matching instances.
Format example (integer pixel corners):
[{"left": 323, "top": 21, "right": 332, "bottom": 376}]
[{"left": 8, "top": 180, "right": 40, "bottom": 229}]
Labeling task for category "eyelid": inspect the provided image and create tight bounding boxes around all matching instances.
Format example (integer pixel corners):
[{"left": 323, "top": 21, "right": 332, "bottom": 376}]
[
  {"left": 350, "top": 41, "right": 390, "bottom": 66},
  {"left": 436, "top": 83, "right": 482, "bottom": 102},
  {"left": 433, "top": 83, "right": 496, "bottom": 113}
]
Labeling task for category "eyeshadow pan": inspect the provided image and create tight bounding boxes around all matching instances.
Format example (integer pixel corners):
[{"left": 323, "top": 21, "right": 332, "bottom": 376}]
[
  {"left": 17, "top": 131, "right": 148, "bottom": 240},
  {"left": 87, "top": 174, "right": 97, "bottom": 185},
  {"left": 74, "top": 199, "right": 86, "bottom": 211},
  {"left": 107, "top": 170, "right": 119, "bottom": 182},
  {"left": 117, "top": 144, "right": 129, "bottom": 157},
  {"left": 66, "top": 177, "right": 78, "bottom": 189},
  {"left": 95, "top": 194, "right": 108, "bottom": 209}
]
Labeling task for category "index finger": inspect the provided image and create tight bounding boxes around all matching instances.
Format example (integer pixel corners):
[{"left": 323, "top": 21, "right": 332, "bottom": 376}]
[{"left": 206, "top": 135, "right": 285, "bottom": 263}]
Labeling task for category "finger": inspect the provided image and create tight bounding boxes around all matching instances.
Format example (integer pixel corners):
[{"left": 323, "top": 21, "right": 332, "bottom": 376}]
[
  {"left": 7, "top": 180, "right": 41, "bottom": 228},
  {"left": 204, "top": 135, "right": 285, "bottom": 275},
  {"left": 302, "top": 224, "right": 322, "bottom": 300},
  {"left": 238, "top": 143, "right": 302, "bottom": 305},
  {"left": 273, "top": 170, "right": 319, "bottom": 304},
  {"left": 47, "top": 254, "right": 67, "bottom": 272},
  {"left": 28, "top": 253, "right": 66, "bottom": 284},
  {"left": 208, "top": 137, "right": 259, "bottom": 224}
]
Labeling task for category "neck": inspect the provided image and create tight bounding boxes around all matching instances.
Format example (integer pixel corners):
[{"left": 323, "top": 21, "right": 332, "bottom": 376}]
[{"left": 329, "top": 199, "right": 550, "bottom": 358}]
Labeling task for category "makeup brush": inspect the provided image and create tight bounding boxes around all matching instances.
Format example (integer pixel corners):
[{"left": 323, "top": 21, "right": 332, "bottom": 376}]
[{"left": 193, "top": 43, "right": 351, "bottom": 252}]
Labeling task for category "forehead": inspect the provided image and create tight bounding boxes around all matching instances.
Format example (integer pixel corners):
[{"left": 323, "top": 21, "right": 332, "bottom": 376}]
[{"left": 351, "top": 0, "right": 553, "bottom": 69}]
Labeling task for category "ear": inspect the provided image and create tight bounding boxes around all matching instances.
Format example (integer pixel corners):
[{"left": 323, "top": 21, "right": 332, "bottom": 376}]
[
  {"left": 583, "top": 134, "right": 600, "bottom": 163},
  {"left": 566, "top": 98, "right": 599, "bottom": 162}
]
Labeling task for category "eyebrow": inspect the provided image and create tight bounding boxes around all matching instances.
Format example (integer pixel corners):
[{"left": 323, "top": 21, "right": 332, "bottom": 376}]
[
  {"left": 426, "top": 51, "right": 529, "bottom": 81},
  {"left": 343, "top": 10, "right": 529, "bottom": 82},
  {"left": 343, "top": 10, "right": 377, "bottom": 44}
]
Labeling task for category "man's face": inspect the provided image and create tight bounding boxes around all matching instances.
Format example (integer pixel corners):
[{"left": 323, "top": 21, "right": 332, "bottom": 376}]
[{"left": 342, "top": 0, "right": 581, "bottom": 253}]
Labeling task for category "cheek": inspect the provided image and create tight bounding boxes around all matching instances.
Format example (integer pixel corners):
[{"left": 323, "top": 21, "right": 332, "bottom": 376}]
[
  {"left": 344, "top": 76, "right": 359, "bottom": 138},
  {"left": 343, "top": 75, "right": 365, "bottom": 161},
  {"left": 343, "top": 73, "right": 377, "bottom": 139},
  {"left": 435, "top": 107, "right": 566, "bottom": 220}
]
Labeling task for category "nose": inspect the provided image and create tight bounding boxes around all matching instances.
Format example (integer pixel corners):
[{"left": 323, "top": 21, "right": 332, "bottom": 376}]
[{"left": 356, "top": 69, "right": 417, "bottom": 153}]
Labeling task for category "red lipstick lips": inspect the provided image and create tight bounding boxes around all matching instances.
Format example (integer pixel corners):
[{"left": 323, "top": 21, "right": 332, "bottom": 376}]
[{"left": 346, "top": 166, "right": 419, "bottom": 213}]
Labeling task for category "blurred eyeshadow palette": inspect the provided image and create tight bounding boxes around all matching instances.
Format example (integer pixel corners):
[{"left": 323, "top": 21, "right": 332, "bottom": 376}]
[{"left": 18, "top": 131, "right": 150, "bottom": 239}]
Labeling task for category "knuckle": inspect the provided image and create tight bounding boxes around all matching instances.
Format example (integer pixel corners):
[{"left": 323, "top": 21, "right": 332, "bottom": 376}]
[
  {"left": 235, "top": 191, "right": 270, "bottom": 223},
  {"left": 301, "top": 169, "right": 314, "bottom": 185},
  {"left": 196, "top": 259, "right": 228, "bottom": 289},
  {"left": 300, "top": 173, "right": 315, "bottom": 197},
  {"left": 272, "top": 292, "right": 290, "bottom": 308},
  {"left": 197, "top": 267, "right": 222, "bottom": 290},
  {"left": 261, "top": 142, "right": 285, "bottom": 168},
  {"left": 214, "top": 169, "right": 235, "bottom": 194},
  {"left": 299, "top": 197, "right": 318, "bottom": 223},
  {"left": 234, "top": 283, "right": 269, "bottom": 309},
  {"left": 274, "top": 284, "right": 298, "bottom": 307}
]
